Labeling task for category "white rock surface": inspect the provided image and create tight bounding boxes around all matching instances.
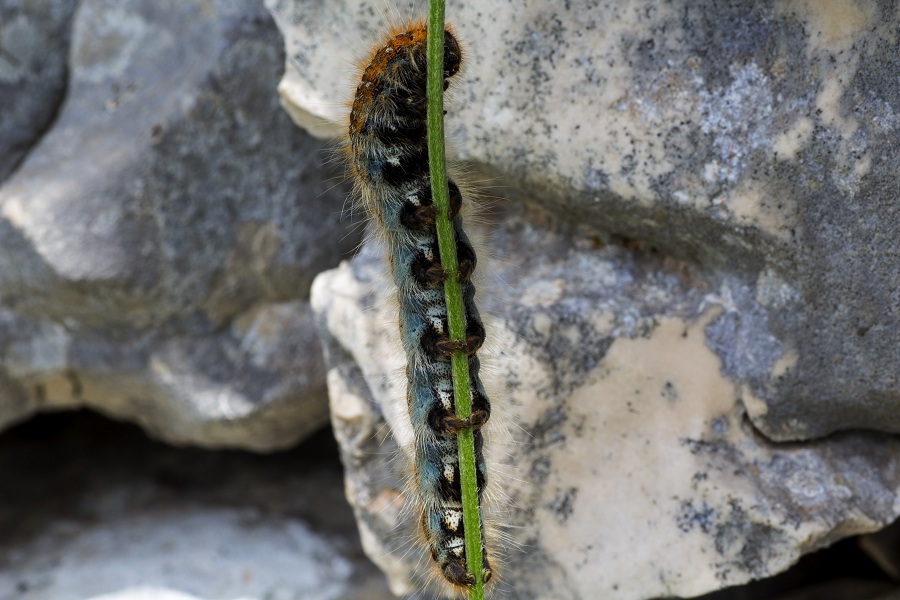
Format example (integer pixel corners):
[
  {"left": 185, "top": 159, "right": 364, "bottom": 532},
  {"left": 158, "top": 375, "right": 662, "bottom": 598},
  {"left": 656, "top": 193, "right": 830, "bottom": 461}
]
[
  {"left": 275, "top": 2, "right": 900, "bottom": 595},
  {"left": 312, "top": 212, "right": 900, "bottom": 600},
  {"left": 4, "top": 509, "right": 351, "bottom": 600},
  {"left": 86, "top": 588, "right": 254, "bottom": 600},
  {"left": 270, "top": 0, "right": 900, "bottom": 442}
]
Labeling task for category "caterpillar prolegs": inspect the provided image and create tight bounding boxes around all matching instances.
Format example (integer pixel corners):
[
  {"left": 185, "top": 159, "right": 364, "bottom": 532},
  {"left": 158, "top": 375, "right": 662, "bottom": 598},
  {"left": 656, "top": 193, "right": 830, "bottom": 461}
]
[{"left": 347, "top": 22, "right": 493, "bottom": 589}]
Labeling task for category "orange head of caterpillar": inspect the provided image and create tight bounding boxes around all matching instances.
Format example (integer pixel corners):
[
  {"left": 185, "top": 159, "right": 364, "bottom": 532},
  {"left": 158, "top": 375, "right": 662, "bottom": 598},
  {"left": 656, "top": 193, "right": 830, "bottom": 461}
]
[{"left": 348, "top": 23, "right": 463, "bottom": 141}]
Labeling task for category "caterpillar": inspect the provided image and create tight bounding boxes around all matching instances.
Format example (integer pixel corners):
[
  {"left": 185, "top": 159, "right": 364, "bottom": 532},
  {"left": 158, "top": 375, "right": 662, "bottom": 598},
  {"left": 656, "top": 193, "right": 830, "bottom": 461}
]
[{"left": 346, "top": 20, "right": 493, "bottom": 590}]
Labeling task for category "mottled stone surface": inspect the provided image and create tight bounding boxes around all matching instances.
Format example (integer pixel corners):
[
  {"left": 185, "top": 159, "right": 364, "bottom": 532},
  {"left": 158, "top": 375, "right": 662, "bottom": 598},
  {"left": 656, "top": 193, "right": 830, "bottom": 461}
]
[
  {"left": 0, "top": 0, "right": 359, "bottom": 449},
  {"left": 271, "top": 0, "right": 900, "bottom": 441},
  {"left": 312, "top": 206, "right": 900, "bottom": 600},
  {"left": 273, "top": 0, "right": 900, "bottom": 596},
  {"left": 0, "top": 0, "right": 77, "bottom": 183}
]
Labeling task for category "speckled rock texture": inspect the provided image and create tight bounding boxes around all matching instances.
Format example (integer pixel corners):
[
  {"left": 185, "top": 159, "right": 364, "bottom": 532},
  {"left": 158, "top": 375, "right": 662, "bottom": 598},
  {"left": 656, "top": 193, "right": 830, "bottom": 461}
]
[
  {"left": 312, "top": 205, "right": 900, "bottom": 600},
  {"left": 0, "top": 0, "right": 359, "bottom": 450},
  {"left": 0, "top": 0, "right": 78, "bottom": 183},
  {"left": 270, "top": 0, "right": 900, "bottom": 598},
  {"left": 272, "top": 0, "right": 900, "bottom": 442}
]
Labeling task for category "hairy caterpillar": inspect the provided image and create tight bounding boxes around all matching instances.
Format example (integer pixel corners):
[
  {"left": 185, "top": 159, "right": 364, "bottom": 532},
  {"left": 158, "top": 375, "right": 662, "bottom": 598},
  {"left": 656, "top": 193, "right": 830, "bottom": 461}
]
[{"left": 346, "top": 20, "right": 493, "bottom": 590}]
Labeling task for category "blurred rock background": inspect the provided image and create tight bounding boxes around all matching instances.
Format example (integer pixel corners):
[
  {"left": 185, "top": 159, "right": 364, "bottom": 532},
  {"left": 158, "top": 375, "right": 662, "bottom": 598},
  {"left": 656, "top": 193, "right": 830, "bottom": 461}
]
[
  {"left": 1, "top": 0, "right": 899, "bottom": 599},
  {"left": 0, "top": 0, "right": 362, "bottom": 449}
]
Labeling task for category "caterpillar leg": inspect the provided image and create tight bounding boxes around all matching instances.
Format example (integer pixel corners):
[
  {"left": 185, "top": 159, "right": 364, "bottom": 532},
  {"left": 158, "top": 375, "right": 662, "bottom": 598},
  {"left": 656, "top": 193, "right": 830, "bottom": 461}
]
[
  {"left": 421, "top": 317, "right": 485, "bottom": 359},
  {"left": 429, "top": 385, "right": 492, "bottom": 435},
  {"left": 421, "top": 506, "right": 493, "bottom": 588},
  {"left": 399, "top": 179, "right": 464, "bottom": 231}
]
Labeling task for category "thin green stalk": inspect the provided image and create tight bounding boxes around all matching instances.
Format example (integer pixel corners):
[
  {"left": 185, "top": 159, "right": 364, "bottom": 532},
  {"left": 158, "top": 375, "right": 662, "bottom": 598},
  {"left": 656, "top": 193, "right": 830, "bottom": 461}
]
[{"left": 426, "top": 2, "right": 484, "bottom": 598}]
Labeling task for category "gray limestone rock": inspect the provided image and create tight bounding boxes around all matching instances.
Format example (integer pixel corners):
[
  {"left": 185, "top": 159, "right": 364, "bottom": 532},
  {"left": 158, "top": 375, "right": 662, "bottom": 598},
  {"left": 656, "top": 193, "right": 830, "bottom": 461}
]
[
  {"left": 275, "top": 0, "right": 900, "bottom": 597},
  {"left": 271, "top": 0, "right": 900, "bottom": 442},
  {"left": 0, "top": 0, "right": 360, "bottom": 450},
  {"left": 0, "top": 0, "right": 77, "bottom": 183},
  {"left": 312, "top": 207, "right": 900, "bottom": 599}
]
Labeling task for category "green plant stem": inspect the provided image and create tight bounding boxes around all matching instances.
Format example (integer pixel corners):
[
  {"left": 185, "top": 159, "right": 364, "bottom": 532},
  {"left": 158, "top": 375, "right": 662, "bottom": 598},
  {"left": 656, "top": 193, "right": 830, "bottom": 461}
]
[{"left": 426, "top": 1, "right": 484, "bottom": 598}]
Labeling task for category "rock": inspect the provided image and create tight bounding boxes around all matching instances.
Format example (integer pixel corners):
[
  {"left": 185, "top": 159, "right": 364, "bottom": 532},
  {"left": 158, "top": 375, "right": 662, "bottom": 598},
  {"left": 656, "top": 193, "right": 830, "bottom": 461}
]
[
  {"left": 0, "top": 0, "right": 77, "bottom": 183},
  {"left": 281, "top": 0, "right": 900, "bottom": 595},
  {"left": 84, "top": 589, "right": 256, "bottom": 600},
  {"left": 312, "top": 207, "right": 900, "bottom": 599},
  {"left": 277, "top": 1, "right": 900, "bottom": 597},
  {"left": 270, "top": 0, "right": 900, "bottom": 441},
  {"left": 0, "top": 0, "right": 360, "bottom": 450},
  {"left": 0, "top": 412, "right": 396, "bottom": 600}
]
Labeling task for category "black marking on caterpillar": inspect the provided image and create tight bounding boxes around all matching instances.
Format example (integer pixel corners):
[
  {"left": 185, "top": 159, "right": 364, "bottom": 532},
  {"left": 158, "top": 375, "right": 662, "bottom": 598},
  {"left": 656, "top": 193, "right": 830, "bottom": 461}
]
[{"left": 346, "top": 20, "right": 493, "bottom": 590}]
